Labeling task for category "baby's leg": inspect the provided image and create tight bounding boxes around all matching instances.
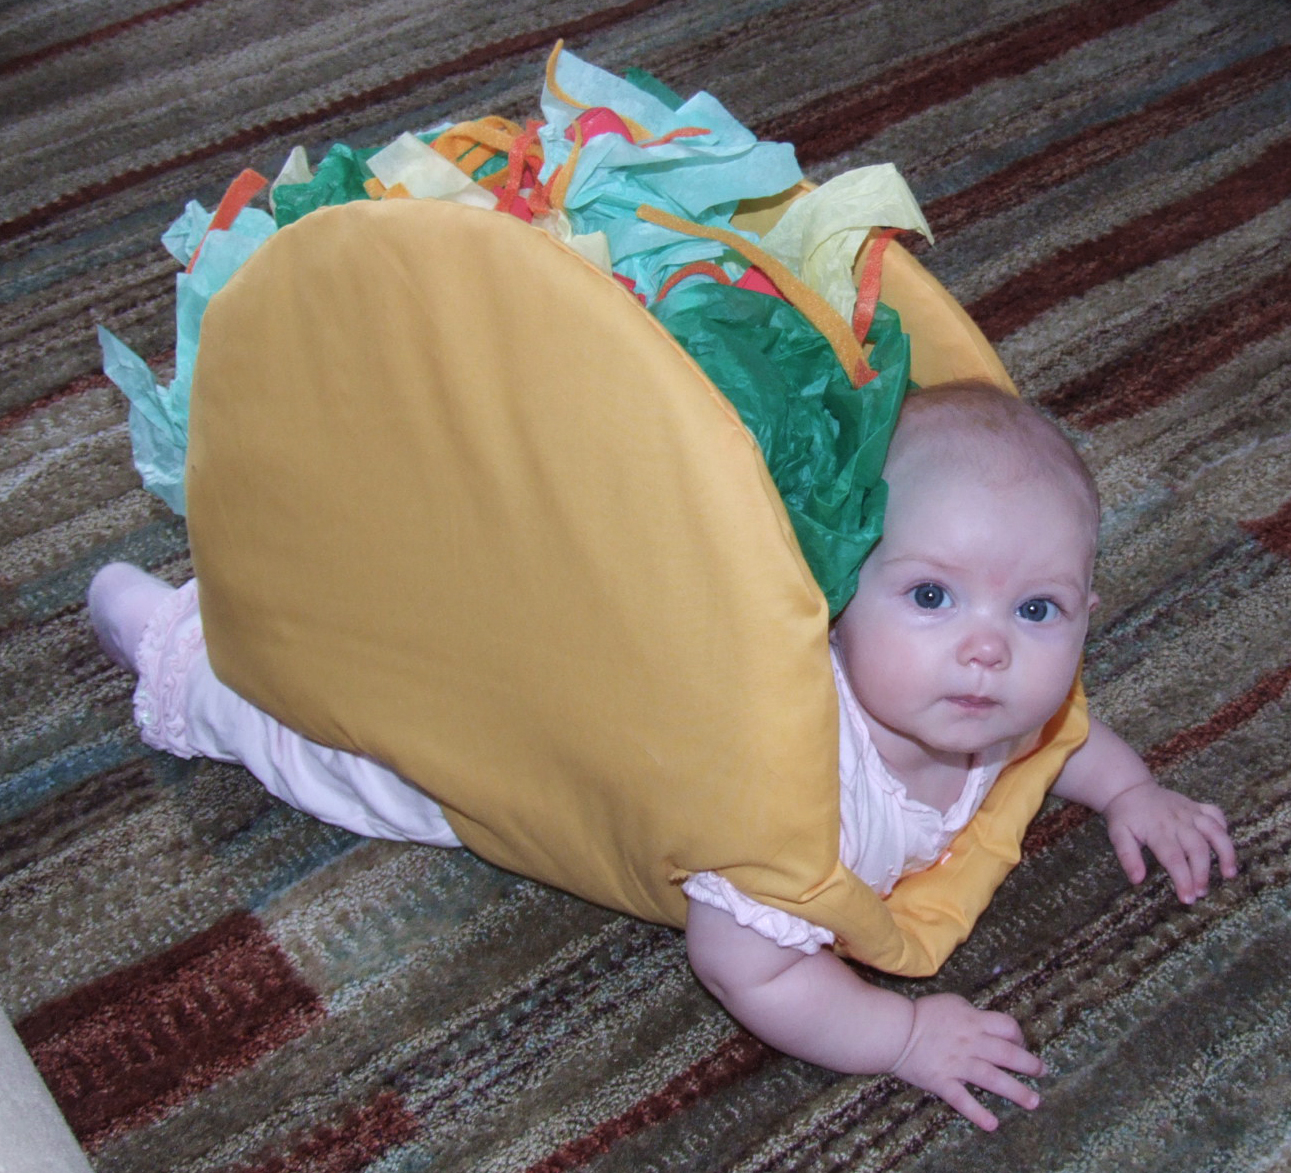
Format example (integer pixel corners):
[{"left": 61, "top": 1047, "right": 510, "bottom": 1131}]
[{"left": 87, "top": 564, "right": 460, "bottom": 846}]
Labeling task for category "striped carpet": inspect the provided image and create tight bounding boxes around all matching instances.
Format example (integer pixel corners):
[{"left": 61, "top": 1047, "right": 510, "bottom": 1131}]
[{"left": 3, "top": 1, "right": 1290, "bottom": 1169}]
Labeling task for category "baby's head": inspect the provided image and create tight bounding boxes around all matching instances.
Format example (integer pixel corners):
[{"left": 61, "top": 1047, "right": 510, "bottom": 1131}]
[
  {"left": 882, "top": 380, "right": 1100, "bottom": 551},
  {"left": 834, "top": 380, "right": 1100, "bottom": 766}
]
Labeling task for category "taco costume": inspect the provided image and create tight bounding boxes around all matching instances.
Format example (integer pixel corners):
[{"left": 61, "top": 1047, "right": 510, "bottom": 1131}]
[{"left": 101, "top": 47, "right": 1087, "bottom": 978}]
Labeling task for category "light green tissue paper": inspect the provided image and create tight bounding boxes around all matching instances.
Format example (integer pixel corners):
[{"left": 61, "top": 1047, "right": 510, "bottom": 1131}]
[
  {"left": 97, "top": 326, "right": 188, "bottom": 514},
  {"left": 99, "top": 203, "right": 277, "bottom": 514},
  {"left": 536, "top": 47, "right": 802, "bottom": 302},
  {"left": 759, "top": 164, "right": 933, "bottom": 319}
]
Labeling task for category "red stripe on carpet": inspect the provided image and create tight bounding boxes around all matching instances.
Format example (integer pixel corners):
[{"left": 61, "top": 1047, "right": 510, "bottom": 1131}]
[
  {"left": 926, "top": 42, "right": 1291, "bottom": 238},
  {"left": 1, "top": 346, "right": 176, "bottom": 436},
  {"left": 1021, "top": 799, "right": 1095, "bottom": 856},
  {"left": 753, "top": 0, "right": 1179, "bottom": 169},
  {"left": 16, "top": 911, "right": 324, "bottom": 1151},
  {"left": 0, "top": 0, "right": 670, "bottom": 243},
  {"left": 966, "top": 134, "right": 1291, "bottom": 340},
  {"left": 0, "top": 0, "right": 217, "bottom": 77},
  {"left": 1038, "top": 264, "right": 1291, "bottom": 427},
  {"left": 230, "top": 1090, "right": 419, "bottom": 1173},
  {"left": 1144, "top": 661, "right": 1291, "bottom": 774},
  {"left": 1241, "top": 499, "right": 1291, "bottom": 561},
  {"left": 1024, "top": 659, "right": 1291, "bottom": 855},
  {"left": 524, "top": 1033, "right": 770, "bottom": 1172},
  {"left": 0, "top": 372, "right": 114, "bottom": 433}
]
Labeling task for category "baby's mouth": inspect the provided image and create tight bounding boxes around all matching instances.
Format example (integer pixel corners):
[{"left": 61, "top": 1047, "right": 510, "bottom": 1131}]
[{"left": 945, "top": 695, "right": 1000, "bottom": 712}]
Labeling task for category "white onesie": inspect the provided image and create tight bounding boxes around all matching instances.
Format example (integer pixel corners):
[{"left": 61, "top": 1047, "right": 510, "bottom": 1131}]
[{"left": 136, "top": 582, "right": 1004, "bottom": 952}]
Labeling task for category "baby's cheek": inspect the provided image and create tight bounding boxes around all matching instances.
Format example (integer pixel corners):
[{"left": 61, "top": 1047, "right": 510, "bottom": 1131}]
[{"left": 1028, "top": 645, "right": 1083, "bottom": 715}]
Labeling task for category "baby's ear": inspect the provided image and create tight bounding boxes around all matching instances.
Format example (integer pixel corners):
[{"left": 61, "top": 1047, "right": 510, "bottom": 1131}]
[{"left": 1088, "top": 591, "right": 1101, "bottom": 613}]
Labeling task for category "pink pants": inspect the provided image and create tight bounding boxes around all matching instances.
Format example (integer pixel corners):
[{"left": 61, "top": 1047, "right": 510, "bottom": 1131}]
[{"left": 135, "top": 581, "right": 461, "bottom": 847}]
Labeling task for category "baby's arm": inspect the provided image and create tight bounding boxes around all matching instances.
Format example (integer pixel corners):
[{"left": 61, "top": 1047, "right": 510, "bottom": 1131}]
[
  {"left": 1051, "top": 716, "right": 1237, "bottom": 902},
  {"left": 686, "top": 899, "right": 1045, "bottom": 1131}
]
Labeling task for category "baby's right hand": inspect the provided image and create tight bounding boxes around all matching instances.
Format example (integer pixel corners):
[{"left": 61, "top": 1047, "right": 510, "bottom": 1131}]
[{"left": 890, "top": 993, "right": 1046, "bottom": 1131}]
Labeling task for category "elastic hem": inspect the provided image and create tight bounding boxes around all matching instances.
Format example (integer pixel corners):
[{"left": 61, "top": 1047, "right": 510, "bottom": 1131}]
[
  {"left": 682, "top": 870, "right": 834, "bottom": 955},
  {"left": 133, "top": 580, "right": 205, "bottom": 758}
]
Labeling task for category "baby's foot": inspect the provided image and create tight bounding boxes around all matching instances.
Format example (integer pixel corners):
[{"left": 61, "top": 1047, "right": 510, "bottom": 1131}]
[{"left": 87, "top": 563, "right": 176, "bottom": 672}]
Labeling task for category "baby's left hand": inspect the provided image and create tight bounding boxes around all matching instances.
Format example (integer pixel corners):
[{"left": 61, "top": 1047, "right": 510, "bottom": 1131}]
[{"left": 1102, "top": 781, "right": 1238, "bottom": 903}]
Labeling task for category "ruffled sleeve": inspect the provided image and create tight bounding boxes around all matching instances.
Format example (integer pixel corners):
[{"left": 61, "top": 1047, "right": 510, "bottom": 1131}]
[{"left": 681, "top": 869, "right": 835, "bottom": 954}]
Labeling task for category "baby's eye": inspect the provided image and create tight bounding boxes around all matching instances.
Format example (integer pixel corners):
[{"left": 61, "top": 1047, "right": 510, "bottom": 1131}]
[
  {"left": 1017, "top": 598, "right": 1059, "bottom": 623},
  {"left": 910, "top": 583, "right": 950, "bottom": 610}
]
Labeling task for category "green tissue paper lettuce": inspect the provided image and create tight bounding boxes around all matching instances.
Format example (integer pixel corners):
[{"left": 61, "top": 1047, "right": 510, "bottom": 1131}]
[
  {"left": 652, "top": 285, "right": 910, "bottom": 616},
  {"left": 272, "top": 143, "right": 383, "bottom": 227}
]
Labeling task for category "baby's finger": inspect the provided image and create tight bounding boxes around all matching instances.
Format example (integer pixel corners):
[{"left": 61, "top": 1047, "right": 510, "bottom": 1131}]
[
  {"left": 1189, "top": 824, "right": 1227, "bottom": 892},
  {"left": 980, "top": 1033, "right": 1047, "bottom": 1079},
  {"left": 1108, "top": 822, "right": 1148, "bottom": 885},
  {"left": 1153, "top": 836, "right": 1202, "bottom": 903},
  {"left": 935, "top": 1080, "right": 1000, "bottom": 1132},
  {"left": 966, "top": 1059, "right": 1043, "bottom": 1114},
  {"left": 1198, "top": 812, "right": 1239, "bottom": 878},
  {"left": 1197, "top": 802, "right": 1228, "bottom": 831},
  {"left": 978, "top": 1009, "right": 1028, "bottom": 1047}
]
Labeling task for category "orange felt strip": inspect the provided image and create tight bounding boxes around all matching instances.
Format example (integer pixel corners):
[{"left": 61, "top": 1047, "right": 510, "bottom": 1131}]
[
  {"left": 497, "top": 121, "right": 545, "bottom": 215},
  {"left": 852, "top": 227, "right": 900, "bottom": 344},
  {"left": 186, "top": 168, "right": 268, "bottom": 273},
  {"left": 636, "top": 204, "right": 866, "bottom": 385},
  {"left": 657, "top": 261, "right": 733, "bottom": 299},
  {"left": 432, "top": 116, "right": 524, "bottom": 164},
  {"left": 545, "top": 121, "right": 583, "bottom": 212},
  {"left": 639, "top": 127, "right": 710, "bottom": 147},
  {"left": 544, "top": 41, "right": 588, "bottom": 110},
  {"left": 546, "top": 40, "right": 652, "bottom": 142},
  {"left": 850, "top": 227, "right": 901, "bottom": 382}
]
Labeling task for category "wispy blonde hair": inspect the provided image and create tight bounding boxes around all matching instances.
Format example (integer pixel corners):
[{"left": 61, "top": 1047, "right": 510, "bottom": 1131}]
[{"left": 886, "top": 380, "right": 1101, "bottom": 547}]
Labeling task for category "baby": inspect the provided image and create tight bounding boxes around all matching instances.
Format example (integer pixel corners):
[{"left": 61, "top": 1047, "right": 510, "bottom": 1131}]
[
  {"left": 88, "top": 380, "right": 1236, "bottom": 1132},
  {"left": 687, "top": 380, "right": 1236, "bottom": 1129}
]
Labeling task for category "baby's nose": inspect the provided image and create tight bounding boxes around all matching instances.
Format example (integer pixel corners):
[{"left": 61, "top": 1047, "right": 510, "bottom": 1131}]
[{"left": 958, "top": 626, "right": 1010, "bottom": 670}]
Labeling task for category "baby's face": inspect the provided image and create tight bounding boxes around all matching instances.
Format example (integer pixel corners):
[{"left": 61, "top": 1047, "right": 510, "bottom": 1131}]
[{"left": 833, "top": 461, "right": 1096, "bottom": 767}]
